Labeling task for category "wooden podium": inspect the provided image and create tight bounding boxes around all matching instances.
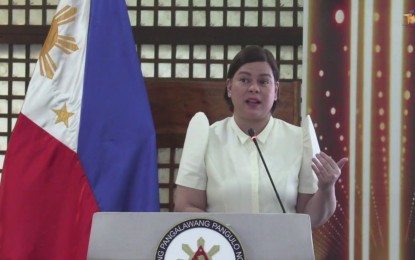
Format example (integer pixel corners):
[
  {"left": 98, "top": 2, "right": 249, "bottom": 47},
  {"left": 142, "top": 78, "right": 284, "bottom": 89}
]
[{"left": 87, "top": 212, "right": 314, "bottom": 260}]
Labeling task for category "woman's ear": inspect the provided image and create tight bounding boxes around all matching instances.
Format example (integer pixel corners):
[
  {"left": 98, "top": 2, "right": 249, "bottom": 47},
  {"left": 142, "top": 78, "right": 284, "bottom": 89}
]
[
  {"left": 274, "top": 81, "right": 279, "bottom": 101},
  {"left": 226, "top": 79, "right": 232, "bottom": 97}
]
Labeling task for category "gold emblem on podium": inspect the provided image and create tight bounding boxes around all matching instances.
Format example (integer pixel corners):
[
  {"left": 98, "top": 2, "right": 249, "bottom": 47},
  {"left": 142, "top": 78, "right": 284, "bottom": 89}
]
[{"left": 155, "top": 218, "right": 245, "bottom": 260}]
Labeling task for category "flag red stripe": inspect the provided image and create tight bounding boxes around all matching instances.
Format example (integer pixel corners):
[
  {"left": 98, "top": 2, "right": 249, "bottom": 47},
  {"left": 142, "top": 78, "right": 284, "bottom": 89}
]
[{"left": 0, "top": 114, "right": 99, "bottom": 259}]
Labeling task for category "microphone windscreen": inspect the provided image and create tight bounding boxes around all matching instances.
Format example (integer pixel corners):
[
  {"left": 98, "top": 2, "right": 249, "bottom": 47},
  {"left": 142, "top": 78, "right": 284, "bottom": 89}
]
[{"left": 248, "top": 128, "right": 256, "bottom": 137}]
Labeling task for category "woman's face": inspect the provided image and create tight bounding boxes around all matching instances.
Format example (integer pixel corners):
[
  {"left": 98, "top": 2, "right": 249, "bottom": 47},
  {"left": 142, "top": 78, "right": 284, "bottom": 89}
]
[{"left": 227, "top": 61, "right": 278, "bottom": 123}]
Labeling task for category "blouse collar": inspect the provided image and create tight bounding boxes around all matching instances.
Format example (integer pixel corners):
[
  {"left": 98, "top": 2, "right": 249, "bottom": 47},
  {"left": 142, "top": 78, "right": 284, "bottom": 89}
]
[{"left": 230, "top": 116, "right": 274, "bottom": 145}]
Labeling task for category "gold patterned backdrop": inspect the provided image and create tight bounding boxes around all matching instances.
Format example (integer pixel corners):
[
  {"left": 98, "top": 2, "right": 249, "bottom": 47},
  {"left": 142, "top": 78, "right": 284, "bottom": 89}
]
[{"left": 304, "top": 0, "right": 415, "bottom": 259}]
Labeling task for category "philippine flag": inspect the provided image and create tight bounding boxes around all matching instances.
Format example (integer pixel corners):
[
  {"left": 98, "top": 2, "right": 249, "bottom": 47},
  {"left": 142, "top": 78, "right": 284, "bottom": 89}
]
[{"left": 0, "top": 0, "right": 160, "bottom": 259}]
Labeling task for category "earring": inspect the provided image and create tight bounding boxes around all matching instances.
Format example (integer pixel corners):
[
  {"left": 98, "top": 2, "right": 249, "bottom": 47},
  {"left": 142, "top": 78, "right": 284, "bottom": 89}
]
[{"left": 228, "top": 92, "right": 231, "bottom": 97}]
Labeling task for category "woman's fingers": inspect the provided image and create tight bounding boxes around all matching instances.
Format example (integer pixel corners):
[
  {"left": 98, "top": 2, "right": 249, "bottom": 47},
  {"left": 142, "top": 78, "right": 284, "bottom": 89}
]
[
  {"left": 337, "top": 157, "right": 349, "bottom": 169},
  {"left": 317, "top": 152, "right": 337, "bottom": 169},
  {"left": 312, "top": 153, "right": 349, "bottom": 190}
]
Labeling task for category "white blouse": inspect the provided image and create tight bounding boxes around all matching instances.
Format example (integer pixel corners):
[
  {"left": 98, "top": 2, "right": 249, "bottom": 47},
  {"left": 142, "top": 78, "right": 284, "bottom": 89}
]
[{"left": 176, "top": 112, "right": 318, "bottom": 213}]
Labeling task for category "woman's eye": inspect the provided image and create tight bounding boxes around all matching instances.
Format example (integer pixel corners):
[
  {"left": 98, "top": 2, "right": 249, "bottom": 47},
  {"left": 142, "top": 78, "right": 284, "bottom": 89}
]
[
  {"left": 260, "top": 80, "right": 270, "bottom": 86},
  {"left": 239, "top": 78, "right": 249, "bottom": 84}
]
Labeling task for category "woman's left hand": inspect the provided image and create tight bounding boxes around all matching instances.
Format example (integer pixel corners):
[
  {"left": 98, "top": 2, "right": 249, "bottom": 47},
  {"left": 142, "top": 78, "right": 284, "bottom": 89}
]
[{"left": 312, "top": 152, "right": 348, "bottom": 191}]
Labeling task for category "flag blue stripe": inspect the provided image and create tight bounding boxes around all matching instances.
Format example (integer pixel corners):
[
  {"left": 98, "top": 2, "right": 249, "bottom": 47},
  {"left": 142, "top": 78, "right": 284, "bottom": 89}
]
[{"left": 78, "top": 0, "right": 159, "bottom": 212}]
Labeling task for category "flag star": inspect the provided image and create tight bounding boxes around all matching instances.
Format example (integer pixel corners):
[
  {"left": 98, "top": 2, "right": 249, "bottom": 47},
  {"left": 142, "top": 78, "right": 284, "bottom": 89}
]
[{"left": 52, "top": 102, "right": 74, "bottom": 128}]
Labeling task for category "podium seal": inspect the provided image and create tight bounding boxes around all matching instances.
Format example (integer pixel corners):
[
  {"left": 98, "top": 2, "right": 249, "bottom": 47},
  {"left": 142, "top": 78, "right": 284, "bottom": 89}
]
[{"left": 155, "top": 218, "right": 246, "bottom": 260}]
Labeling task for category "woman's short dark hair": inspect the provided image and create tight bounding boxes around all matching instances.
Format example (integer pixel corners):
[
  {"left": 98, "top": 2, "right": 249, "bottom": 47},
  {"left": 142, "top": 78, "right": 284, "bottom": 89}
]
[{"left": 224, "top": 46, "right": 280, "bottom": 112}]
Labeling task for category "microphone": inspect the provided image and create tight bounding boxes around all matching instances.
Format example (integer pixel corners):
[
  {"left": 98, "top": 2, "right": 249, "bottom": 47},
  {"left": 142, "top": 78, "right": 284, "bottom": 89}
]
[{"left": 248, "top": 128, "right": 286, "bottom": 213}]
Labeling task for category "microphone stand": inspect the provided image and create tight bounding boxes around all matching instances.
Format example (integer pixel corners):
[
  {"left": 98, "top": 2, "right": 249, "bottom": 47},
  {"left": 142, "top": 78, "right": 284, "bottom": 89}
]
[{"left": 248, "top": 128, "right": 286, "bottom": 213}]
